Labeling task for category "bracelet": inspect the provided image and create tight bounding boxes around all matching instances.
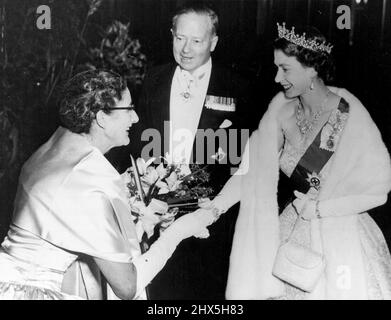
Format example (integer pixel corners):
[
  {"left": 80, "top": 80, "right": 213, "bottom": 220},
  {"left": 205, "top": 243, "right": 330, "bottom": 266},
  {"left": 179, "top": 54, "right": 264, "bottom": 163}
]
[{"left": 315, "top": 201, "right": 321, "bottom": 219}]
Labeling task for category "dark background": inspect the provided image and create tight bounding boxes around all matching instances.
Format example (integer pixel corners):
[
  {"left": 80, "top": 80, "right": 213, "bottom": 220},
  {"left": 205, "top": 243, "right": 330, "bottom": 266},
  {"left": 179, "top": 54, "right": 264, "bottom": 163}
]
[{"left": 1, "top": 0, "right": 390, "bottom": 282}]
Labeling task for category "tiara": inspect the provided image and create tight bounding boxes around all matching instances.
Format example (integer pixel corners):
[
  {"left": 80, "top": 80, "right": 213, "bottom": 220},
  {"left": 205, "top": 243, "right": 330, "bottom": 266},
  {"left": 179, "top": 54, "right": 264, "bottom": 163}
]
[{"left": 277, "top": 22, "right": 333, "bottom": 54}]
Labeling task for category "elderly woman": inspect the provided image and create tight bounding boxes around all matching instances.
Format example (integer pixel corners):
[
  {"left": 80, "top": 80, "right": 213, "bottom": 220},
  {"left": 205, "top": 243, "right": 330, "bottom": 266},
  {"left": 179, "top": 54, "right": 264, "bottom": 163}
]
[
  {"left": 205, "top": 23, "right": 391, "bottom": 299},
  {"left": 0, "top": 70, "right": 215, "bottom": 300}
]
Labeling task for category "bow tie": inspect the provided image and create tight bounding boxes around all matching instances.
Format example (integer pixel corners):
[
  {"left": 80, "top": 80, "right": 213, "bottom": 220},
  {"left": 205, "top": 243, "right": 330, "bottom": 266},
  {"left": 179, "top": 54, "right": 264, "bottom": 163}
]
[
  {"left": 180, "top": 69, "right": 206, "bottom": 88},
  {"left": 179, "top": 69, "right": 206, "bottom": 100}
]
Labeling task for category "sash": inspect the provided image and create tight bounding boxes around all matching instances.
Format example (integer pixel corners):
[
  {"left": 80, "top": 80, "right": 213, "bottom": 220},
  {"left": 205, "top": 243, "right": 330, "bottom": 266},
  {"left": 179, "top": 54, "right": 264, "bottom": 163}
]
[{"left": 291, "top": 99, "right": 350, "bottom": 193}]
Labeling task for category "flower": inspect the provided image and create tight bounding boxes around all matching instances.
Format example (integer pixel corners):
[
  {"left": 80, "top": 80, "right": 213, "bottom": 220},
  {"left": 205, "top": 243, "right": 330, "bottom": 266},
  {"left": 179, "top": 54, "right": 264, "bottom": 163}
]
[
  {"left": 123, "top": 155, "right": 214, "bottom": 241},
  {"left": 136, "top": 157, "right": 156, "bottom": 176},
  {"left": 157, "top": 171, "right": 184, "bottom": 195}
]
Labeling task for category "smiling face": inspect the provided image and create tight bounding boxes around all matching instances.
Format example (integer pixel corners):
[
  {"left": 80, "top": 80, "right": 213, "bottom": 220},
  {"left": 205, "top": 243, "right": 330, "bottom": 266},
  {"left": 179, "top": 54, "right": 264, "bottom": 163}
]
[
  {"left": 274, "top": 49, "right": 315, "bottom": 98},
  {"left": 103, "top": 88, "right": 139, "bottom": 148},
  {"left": 172, "top": 12, "right": 218, "bottom": 74}
]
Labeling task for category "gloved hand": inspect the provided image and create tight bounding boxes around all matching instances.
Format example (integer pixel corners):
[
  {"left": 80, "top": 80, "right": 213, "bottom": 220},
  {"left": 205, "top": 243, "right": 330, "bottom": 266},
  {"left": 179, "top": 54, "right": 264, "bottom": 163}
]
[
  {"left": 131, "top": 208, "right": 217, "bottom": 297},
  {"left": 164, "top": 208, "right": 218, "bottom": 241},
  {"left": 292, "top": 190, "right": 317, "bottom": 221},
  {"left": 198, "top": 197, "right": 227, "bottom": 216}
]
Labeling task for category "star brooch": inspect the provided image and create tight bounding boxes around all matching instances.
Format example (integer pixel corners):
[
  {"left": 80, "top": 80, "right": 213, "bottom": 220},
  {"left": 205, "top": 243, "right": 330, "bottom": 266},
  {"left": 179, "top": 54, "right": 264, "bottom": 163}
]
[{"left": 306, "top": 171, "right": 322, "bottom": 191}]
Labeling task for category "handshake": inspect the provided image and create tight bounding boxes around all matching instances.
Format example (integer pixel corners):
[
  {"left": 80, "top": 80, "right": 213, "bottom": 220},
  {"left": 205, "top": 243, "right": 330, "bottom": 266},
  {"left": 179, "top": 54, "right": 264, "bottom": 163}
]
[{"left": 165, "top": 198, "right": 226, "bottom": 241}]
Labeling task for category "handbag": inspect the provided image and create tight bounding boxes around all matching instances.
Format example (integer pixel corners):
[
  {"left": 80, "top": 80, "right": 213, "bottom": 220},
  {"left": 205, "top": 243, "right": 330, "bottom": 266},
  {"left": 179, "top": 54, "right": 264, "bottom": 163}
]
[{"left": 272, "top": 214, "right": 326, "bottom": 292}]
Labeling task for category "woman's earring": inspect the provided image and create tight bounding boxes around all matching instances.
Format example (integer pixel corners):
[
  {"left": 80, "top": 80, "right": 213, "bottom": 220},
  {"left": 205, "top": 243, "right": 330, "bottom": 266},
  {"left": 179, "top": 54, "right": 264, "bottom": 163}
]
[{"left": 310, "top": 80, "right": 314, "bottom": 90}]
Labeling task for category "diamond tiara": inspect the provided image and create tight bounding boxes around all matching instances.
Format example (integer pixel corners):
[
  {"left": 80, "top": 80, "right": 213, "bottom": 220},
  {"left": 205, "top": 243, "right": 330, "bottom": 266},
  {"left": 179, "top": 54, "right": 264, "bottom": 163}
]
[{"left": 277, "top": 22, "right": 333, "bottom": 54}]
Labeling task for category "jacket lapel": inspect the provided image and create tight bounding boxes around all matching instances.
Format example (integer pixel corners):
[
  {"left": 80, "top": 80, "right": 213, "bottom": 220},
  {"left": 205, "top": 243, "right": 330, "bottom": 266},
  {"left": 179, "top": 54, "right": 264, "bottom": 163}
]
[
  {"left": 150, "top": 64, "right": 176, "bottom": 132},
  {"left": 197, "top": 65, "right": 228, "bottom": 130},
  {"left": 192, "top": 65, "right": 236, "bottom": 165},
  {"left": 145, "top": 64, "right": 176, "bottom": 155}
]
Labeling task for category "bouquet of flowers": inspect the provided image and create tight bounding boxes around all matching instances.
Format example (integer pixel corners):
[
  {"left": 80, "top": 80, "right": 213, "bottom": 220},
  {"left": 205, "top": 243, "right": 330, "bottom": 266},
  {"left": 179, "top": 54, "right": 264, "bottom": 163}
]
[{"left": 121, "top": 154, "right": 214, "bottom": 245}]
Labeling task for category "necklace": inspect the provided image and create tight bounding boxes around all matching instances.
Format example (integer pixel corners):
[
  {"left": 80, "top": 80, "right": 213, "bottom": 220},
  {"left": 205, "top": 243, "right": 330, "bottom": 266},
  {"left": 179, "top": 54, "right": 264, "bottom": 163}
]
[{"left": 296, "top": 90, "right": 331, "bottom": 135}]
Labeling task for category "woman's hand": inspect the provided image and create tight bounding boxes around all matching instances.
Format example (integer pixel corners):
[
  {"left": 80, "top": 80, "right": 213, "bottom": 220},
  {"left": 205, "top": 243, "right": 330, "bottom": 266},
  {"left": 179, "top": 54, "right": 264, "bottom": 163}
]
[
  {"left": 292, "top": 191, "right": 318, "bottom": 221},
  {"left": 198, "top": 197, "right": 226, "bottom": 216},
  {"left": 167, "top": 208, "right": 218, "bottom": 240}
]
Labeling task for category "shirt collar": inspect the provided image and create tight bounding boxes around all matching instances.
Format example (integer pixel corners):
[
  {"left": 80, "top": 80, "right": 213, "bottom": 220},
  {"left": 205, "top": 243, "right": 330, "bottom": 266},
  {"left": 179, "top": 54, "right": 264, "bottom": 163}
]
[{"left": 179, "top": 58, "right": 212, "bottom": 82}]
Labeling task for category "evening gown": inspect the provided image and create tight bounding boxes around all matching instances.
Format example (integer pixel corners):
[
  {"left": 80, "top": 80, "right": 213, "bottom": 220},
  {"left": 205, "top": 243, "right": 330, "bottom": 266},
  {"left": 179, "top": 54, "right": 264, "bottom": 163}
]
[
  {"left": 0, "top": 127, "right": 141, "bottom": 300},
  {"left": 278, "top": 98, "right": 391, "bottom": 299}
]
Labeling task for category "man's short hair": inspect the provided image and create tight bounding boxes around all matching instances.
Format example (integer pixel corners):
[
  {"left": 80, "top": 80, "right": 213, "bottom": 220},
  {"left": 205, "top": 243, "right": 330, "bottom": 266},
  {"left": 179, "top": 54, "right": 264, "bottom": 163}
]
[{"left": 171, "top": 1, "right": 219, "bottom": 36}]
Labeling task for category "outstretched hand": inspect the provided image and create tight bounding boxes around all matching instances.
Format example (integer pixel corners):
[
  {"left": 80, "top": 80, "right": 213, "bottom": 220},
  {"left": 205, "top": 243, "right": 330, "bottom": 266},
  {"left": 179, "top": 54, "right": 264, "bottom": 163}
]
[
  {"left": 198, "top": 197, "right": 226, "bottom": 215},
  {"left": 192, "top": 207, "right": 221, "bottom": 238},
  {"left": 169, "top": 208, "right": 219, "bottom": 240}
]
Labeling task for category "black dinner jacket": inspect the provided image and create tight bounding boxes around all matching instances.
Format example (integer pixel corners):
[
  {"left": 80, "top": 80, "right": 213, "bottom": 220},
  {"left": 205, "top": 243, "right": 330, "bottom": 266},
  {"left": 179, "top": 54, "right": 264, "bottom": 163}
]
[{"left": 129, "top": 61, "right": 254, "bottom": 191}]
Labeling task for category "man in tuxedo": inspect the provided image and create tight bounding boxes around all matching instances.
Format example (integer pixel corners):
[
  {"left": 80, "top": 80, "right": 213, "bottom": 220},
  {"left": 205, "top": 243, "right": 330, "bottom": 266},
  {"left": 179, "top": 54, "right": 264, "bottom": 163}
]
[{"left": 125, "top": 1, "right": 255, "bottom": 299}]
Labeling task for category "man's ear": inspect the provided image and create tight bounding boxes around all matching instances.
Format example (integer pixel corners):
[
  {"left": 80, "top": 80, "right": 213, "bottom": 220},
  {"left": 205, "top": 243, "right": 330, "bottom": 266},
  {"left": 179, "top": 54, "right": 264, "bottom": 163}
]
[{"left": 210, "top": 35, "right": 218, "bottom": 52}]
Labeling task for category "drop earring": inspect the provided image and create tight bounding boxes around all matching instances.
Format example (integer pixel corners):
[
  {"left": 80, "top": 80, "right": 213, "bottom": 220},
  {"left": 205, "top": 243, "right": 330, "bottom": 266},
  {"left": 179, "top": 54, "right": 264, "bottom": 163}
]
[{"left": 310, "top": 80, "right": 314, "bottom": 90}]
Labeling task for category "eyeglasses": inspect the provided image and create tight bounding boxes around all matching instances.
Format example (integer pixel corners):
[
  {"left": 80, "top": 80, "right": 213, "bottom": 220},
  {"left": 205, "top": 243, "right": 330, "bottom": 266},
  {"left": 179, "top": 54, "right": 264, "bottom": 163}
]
[{"left": 107, "top": 104, "right": 135, "bottom": 111}]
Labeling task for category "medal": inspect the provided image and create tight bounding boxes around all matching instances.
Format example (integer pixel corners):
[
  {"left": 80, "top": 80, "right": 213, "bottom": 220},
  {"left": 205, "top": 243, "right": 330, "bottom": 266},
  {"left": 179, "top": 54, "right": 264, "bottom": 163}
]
[
  {"left": 182, "top": 92, "right": 190, "bottom": 100},
  {"left": 326, "top": 139, "right": 334, "bottom": 149}
]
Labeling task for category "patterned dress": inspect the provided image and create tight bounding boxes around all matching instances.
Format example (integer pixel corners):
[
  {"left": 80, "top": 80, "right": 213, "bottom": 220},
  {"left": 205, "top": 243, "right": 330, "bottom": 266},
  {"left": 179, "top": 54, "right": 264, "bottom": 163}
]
[{"left": 278, "top": 98, "right": 391, "bottom": 299}]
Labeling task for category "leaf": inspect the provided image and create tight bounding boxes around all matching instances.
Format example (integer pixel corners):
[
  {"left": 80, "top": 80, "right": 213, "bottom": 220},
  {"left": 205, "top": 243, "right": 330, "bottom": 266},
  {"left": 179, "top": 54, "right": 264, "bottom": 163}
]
[{"left": 145, "top": 177, "right": 159, "bottom": 205}]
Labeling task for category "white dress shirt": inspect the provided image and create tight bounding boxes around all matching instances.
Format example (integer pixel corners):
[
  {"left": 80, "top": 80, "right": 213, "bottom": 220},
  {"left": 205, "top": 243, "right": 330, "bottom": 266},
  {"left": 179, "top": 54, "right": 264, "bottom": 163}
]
[{"left": 169, "top": 58, "right": 212, "bottom": 164}]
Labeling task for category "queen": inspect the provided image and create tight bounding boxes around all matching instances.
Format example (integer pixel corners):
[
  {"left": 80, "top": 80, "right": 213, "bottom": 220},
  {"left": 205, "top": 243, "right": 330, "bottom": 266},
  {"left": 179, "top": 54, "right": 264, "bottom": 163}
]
[{"left": 205, "top": 23, "right": 391, "bottom": 300}]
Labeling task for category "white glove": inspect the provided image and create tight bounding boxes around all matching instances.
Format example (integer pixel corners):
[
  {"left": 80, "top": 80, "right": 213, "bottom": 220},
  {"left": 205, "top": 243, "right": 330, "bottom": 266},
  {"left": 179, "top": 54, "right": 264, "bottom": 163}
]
[
  {"left": 167, "top": 208, "right": 217, "bottom": 240},
  {"left": 131, "top": 209, "right": 216, "bottom": 297},
  {"left": 198, "top": 197, "right": 227, "bottom": 217},
  {"left": 292, "top": 190, "right": 317, "bottom": 220}
]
